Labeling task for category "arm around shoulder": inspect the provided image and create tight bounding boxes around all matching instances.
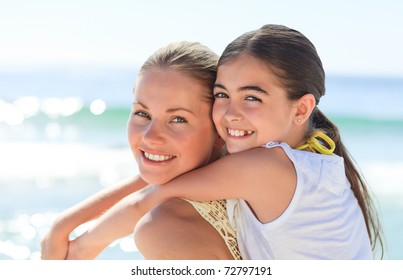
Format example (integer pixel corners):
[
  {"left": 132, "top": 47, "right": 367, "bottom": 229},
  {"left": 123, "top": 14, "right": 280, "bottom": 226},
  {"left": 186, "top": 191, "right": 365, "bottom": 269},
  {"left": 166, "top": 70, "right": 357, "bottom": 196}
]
[{"left": 158, "top": 147, "right": 297, "bottom": 224}]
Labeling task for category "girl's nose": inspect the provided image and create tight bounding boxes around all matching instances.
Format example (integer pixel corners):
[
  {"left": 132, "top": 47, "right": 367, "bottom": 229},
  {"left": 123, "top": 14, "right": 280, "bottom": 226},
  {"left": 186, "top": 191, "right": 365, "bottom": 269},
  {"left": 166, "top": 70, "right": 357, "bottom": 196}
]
[{"left": 224, "top": 102, "right": 243, "bottom": 122}]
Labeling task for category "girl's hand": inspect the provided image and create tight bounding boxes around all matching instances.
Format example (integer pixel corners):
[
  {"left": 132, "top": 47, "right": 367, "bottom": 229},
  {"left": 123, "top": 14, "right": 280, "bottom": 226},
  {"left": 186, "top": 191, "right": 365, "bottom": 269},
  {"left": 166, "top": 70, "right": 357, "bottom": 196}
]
[
  {"left": 64, "top": 184, "right": 167, "bottom": 260},
  {"left": 65, "top": 237, "right": 102, "bottom": 260}
]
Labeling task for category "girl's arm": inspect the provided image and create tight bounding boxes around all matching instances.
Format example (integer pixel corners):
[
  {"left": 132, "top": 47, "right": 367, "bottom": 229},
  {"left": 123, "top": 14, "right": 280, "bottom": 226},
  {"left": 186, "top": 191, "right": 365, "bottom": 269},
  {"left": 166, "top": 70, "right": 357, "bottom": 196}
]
[
  {"left": 157, "top": 147, "right": 296, "bottom": 224},
  {"left": 41, "top": 175, "right": 148, "bottom": 260},
  {"left": 66, "top": 184, "right": 163, "bottom": 259},
  {"left": 66, "top": 147, "right": 295, "bottom": 259}
]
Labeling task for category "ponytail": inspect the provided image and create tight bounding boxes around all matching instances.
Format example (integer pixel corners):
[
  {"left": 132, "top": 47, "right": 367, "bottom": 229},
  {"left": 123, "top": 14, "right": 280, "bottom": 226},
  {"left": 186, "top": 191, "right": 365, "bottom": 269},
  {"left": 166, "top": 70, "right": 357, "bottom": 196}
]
[{"left": 312, "top": 108, "right": 384, "bottom": 258}]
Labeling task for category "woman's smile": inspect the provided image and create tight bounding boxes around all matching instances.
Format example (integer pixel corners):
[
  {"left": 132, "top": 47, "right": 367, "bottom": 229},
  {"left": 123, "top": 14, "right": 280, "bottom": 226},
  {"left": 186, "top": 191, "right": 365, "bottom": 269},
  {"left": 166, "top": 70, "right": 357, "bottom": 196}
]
[{"left": 142, "top": 150, "right": 176, "bottom": 162}]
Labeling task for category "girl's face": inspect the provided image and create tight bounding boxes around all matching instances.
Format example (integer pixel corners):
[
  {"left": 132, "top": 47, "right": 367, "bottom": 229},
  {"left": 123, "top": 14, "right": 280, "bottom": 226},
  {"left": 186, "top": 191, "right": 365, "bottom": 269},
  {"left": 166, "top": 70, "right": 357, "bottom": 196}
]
[
  {"left": 213, "top": 54, "right": 298, "bottom": 154},
  {"left": 128, "top": 69, "right": 217, "bottom": 185}
]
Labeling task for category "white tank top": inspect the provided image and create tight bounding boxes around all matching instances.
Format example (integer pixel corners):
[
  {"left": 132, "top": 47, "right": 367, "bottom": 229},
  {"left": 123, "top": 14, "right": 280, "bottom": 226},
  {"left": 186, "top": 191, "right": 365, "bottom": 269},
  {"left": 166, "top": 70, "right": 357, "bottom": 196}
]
[{"left": 227, "top": 141, "right": 373, "bottom": 259}]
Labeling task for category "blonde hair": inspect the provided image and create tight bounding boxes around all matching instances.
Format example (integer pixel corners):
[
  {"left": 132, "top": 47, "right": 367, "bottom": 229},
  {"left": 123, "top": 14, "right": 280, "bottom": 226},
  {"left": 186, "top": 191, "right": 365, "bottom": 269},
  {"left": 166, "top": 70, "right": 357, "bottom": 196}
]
[{"left": 140, "top": 41, "right": 219, "bottom": 103}]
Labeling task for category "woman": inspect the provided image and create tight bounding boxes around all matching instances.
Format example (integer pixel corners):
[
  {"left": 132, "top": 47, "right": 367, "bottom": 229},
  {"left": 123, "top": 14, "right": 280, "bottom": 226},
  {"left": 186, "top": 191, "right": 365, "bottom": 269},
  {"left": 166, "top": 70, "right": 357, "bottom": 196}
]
[{"left": 41, "top": 41, "right": 240, "bottom": 260}]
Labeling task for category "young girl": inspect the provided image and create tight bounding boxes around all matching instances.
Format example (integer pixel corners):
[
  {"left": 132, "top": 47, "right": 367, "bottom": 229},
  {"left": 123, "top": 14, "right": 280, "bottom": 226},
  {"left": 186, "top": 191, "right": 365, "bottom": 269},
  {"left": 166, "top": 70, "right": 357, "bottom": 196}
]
[
  {"left": 69, "top": 24, "right": 383, "bottom": 259},
  {"left": 41, "top": 41, "right": 240, "bottom": 260}
]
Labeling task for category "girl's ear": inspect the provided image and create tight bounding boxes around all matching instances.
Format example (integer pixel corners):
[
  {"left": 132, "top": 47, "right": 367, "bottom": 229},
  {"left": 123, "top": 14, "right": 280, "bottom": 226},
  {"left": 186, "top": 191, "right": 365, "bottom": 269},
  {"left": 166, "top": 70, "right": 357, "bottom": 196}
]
[{"left": 294, "top": 94, "right": 316, "bottom": 124}]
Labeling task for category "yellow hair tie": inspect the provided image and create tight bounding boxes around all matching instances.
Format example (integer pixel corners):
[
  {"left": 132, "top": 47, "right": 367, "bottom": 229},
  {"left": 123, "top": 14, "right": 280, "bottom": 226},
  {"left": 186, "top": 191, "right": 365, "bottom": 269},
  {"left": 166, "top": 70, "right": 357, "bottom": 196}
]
[{"left": 295, "top": 131, "right": 335, "bottom": 155}]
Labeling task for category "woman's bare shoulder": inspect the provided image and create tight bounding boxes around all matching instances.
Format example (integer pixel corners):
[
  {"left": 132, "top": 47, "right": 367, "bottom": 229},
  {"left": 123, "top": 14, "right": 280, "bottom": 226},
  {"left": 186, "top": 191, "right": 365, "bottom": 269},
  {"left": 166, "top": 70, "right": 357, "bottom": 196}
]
[{"left": 134, "top": 198, "right": 233, "bottom": 260}]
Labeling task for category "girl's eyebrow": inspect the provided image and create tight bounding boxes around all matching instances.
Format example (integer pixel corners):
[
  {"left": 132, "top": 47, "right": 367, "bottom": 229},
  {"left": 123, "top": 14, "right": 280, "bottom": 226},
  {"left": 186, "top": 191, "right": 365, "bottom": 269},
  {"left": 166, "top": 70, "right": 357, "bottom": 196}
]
[
  {"left": 214, "top": 83, "right": 226, "bottom": 90},
  {"left": 239, "top": 85, "right": 268, "bottom": 95},
  {"left": 214, "top": 83, "right": 268, "bottom": 95}
]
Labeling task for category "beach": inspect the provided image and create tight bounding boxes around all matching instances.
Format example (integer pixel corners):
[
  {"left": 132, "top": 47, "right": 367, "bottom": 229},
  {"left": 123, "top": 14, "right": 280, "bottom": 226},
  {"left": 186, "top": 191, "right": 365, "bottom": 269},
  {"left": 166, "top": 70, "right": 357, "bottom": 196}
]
[{"left": 1, "top": 69, "right": 402, "bottom": 260}]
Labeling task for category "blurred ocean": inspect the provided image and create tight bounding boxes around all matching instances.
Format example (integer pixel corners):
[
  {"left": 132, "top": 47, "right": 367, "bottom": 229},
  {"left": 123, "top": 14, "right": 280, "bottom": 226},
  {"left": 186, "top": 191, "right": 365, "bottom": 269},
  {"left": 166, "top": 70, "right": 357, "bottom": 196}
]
[{"left": 0, "top": 68, "right": 402, "bottom": 260}]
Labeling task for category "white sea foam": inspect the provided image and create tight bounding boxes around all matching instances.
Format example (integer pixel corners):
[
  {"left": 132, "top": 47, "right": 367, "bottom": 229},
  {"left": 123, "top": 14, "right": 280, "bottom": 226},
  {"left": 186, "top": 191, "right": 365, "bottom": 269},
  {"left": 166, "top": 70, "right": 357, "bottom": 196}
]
[
  {"left": 360, "top": 161, "right": 403, "bottom": 196},
  {"left": 0, "top": 142, "right": 137, "bottom": 186}
]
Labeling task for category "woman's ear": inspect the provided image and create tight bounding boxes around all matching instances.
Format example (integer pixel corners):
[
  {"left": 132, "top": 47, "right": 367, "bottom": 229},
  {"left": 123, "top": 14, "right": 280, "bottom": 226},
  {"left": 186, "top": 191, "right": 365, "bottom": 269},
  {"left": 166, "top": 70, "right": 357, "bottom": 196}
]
[{"left": 294, "top": 94, "right": 316, "bottom": 124}]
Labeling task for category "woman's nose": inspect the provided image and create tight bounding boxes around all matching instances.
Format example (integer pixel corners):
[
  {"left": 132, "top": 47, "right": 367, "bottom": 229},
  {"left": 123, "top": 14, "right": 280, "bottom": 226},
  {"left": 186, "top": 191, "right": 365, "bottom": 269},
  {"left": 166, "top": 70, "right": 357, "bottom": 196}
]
[{"left": 142, "top": 121, "right": 166, "bottom": 145}]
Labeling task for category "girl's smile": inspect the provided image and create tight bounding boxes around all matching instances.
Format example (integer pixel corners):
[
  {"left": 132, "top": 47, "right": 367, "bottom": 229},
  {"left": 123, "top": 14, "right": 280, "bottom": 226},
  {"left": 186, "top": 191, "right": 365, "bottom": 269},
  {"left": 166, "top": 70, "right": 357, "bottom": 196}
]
[{"left": 226, "top": 128, "right": 254, "bottom": 137}]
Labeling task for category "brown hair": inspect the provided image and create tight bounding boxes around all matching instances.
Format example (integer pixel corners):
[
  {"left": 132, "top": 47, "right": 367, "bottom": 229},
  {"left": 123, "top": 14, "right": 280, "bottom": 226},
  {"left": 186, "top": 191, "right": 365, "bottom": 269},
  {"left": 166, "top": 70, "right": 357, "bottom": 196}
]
[{"left": 219, "top": 24, "right": 383, "bottom": 257}]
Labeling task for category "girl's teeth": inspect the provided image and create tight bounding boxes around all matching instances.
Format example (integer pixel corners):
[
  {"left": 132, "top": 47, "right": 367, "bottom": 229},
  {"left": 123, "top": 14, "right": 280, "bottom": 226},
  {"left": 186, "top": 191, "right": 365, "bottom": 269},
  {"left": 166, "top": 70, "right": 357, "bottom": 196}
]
[
  {"left": 144, "top": 152, "right": 174, "bottom": 161},
  {"left": 228, "top": 129, "right": 253, "bottom": 137}
]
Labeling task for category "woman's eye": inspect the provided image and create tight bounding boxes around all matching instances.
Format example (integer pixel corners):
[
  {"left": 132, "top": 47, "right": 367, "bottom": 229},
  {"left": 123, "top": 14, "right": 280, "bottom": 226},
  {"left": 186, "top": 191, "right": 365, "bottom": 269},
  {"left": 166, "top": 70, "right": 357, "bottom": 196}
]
[
  {"left": 133, "top": 111, "right": 150, "bottom": 119},
  {"left": 214, "top": 92, "right": 229, "bottom": 99},
  {"left": 171, "top": 116, "right": 187, "bottom": 123},
  {"left": 245, "top": 95, "right": 262, "bottom": 102}
]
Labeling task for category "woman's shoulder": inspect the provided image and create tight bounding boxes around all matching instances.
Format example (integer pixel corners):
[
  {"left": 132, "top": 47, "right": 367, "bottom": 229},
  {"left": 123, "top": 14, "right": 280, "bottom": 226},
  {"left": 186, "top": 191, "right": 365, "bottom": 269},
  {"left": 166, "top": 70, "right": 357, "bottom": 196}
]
[{"left": 134, "top": 198, "right": 234, "bottom": 259}]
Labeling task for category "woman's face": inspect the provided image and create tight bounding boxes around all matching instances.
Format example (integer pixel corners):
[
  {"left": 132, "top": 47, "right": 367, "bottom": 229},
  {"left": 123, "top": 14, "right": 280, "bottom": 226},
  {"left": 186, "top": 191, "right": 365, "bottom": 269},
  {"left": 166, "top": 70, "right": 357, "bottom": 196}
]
[{"left": 128, "top": 68, "right": 217, "bottom": 185}]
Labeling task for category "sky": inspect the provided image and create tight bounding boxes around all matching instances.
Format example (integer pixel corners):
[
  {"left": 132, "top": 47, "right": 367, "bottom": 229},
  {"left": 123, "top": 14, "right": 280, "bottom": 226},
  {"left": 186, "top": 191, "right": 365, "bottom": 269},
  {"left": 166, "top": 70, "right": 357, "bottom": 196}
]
[{"left": 1, "top": 0, "right": 403, "bottom": 77}]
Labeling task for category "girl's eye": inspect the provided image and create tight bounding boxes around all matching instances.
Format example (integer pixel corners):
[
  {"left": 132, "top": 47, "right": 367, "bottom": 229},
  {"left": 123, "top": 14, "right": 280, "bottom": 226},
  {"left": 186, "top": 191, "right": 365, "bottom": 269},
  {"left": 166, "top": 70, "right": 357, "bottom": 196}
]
[
  {"left": 133, "top": 111, "right": 151, "bottom": 119},
  {"left": 214, "top": 92, "right": 229, "bottom": 99},
  {"left": 171, "top": 116, "right": 187, "bottom": 123},
  {"left": 245, "top": 95, "right": 262, "bottom": 102}
]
